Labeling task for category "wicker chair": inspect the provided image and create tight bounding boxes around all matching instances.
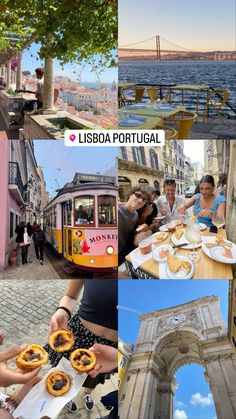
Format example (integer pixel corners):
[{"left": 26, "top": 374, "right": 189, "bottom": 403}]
[
  {"left": 164, "top": 111, "right": 197, "bottom": 139},
  {"left": 154, "top": 124, "right": 178, "bottom": 140}
]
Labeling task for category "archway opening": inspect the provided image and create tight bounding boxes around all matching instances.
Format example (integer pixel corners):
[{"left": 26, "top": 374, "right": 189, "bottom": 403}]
[{"left": 173, "top": 364, "right": 216, "bottom": 419}]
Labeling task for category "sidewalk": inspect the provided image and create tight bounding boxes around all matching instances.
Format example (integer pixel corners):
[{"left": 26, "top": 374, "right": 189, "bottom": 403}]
[
  {"left": 0, "top": 242, "right": 60, "bottom": 279},
  {"left": 0, "top": 280, "right": 117, "bottom": 418}
]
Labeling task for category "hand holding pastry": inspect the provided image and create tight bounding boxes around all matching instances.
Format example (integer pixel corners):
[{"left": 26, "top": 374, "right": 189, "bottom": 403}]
[
  {"left": 87, "top": 344, "right": 117, "bottom": 378},
  {"left": 48, "top": 310, "right": 70, "bottom": 336},
  {"left": 177, "top": 205, "right": 186, "bottom": 215},
  {"left": 0, "top": 343, "right": 43, "bottom": 387}
]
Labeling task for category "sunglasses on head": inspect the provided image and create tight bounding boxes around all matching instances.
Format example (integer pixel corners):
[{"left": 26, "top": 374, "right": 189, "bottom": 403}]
[
  {"left": 133, "top": 192, "right": 148, "bottom": 202},
  {"left": 164, "top": 179, "right": 175, "bottom": 185}
]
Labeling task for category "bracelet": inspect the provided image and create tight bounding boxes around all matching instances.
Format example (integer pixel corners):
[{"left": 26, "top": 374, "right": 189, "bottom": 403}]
[
  {"left": 56, "top": 306, "right": 72, "bottom": 320},
  {"left": 0, "top": 393, "right": 18, "bottom": 418}
]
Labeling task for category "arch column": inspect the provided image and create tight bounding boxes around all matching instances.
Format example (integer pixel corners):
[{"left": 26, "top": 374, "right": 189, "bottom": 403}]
[
  {"left": 205, "top": 353, "right": 236, "bottom": 419},
  {"left": 155, "top": 380, "right": 176, "bottom": 419},
  {"left": 119, "top": 353, "right": 160, "bottom": 419}
]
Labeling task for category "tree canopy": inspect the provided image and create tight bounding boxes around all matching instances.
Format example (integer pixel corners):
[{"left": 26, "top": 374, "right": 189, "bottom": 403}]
[{"left": 0, "top": 0, "right": 117, "bottom": 67}]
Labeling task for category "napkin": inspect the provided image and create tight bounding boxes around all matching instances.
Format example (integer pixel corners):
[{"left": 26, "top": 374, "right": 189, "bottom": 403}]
[
  {"left": 13, "top": 357, "right": 87, "bottom": 419},
  {"left": 130, "top": 246, "right": 153, "bottom": 269}
]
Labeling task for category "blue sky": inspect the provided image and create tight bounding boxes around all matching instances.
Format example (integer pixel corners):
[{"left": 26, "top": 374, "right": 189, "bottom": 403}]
[
  {"left": 33, "top": 141, "right": 117, "bottom": 196},
  {"left": 119, "top": 0, "right": 235, "bottom": 51},
  {"left": 119, "top": 280, "right": 229, "bottom": 419},
  {"left": 22, "top": 44, "right": 117, "bottom": 84}
]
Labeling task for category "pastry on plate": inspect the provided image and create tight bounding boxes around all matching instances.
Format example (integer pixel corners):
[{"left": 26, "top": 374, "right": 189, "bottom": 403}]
[
  {"left": 49, "top": 329, "right": 75, "bottom": 352},
  {"left": 175, "top": 229, "right": 184, "bottom": 240},
  {"left": 46, "top": 371, "right": 71, "bottom": 397},
  {"left": 167, "top": 254, "right": 182, "bottom": 273},
  {"left": 181, "top": 261, "right": 192, "bottom": 274},
  {"left": 154, "top": 232, "right": 166, "bottom": 242},
  {"left": 16, "top": 344, "right": 48, "bottom": 370},
  {"left": 70, "top": 349, "right": 96, "bottom": 373},
  {"left": 167, "top": 254, "right": 192, "bottom": 275}
]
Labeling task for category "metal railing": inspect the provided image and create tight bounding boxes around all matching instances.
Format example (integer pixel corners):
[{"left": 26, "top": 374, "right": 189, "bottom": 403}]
[{"left": 9, "top": 161, "right": 29, "bottom": 204}]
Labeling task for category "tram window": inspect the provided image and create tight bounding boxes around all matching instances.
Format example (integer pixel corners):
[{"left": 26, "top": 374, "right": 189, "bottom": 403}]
[
  {"left": 67, "top": 200, "right": 72, "bottom": 225},
  {"left": 98, "top": 195, "right": 116, "bottom": 226},
  {"left": 53, "top": 206, "right": 57, "bottom": 228},
  {"left": 74, "top": 196, "right": 94, "bottom": 226}
]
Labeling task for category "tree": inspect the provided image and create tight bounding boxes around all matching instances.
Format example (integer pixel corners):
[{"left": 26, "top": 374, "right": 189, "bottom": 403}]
[
  {"left": 22, "top": 70, "right": 31, "bottom": 75},
  {"left": 0, "top": 0, "right": 117, "bottom": 68}
]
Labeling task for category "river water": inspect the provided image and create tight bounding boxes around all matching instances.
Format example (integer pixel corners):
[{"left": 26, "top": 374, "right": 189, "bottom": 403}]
[{"left": 119, "top": 60, "right": 236, "bottom": 114}]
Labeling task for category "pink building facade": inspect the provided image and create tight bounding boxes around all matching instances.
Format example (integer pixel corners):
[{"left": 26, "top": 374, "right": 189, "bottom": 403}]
[{"left": 0, "top": 139, "right": 39, "bottom": 268}]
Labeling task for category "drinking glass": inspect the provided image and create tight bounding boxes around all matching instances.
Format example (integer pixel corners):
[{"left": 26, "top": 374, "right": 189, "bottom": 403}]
[
  {"left": 212, "top": 212, "right": 225, "bottom": 236},
  {"left": 185, "top": 221, "right": 202, "bottom": 263}
]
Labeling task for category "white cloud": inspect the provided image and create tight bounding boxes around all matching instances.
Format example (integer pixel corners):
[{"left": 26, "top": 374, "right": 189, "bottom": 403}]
[
  {"left": 174, "top": 409, "right": 188, "bottom": 419},
  {"left": 176, "top": 401, "right": 187, "bottom": 408},
  {"left": 190, "top": 392, "right": 213, "bottom": 407}
]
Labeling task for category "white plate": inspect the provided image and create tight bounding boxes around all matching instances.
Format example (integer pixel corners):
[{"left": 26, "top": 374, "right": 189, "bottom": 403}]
[
  {"left": 119, "top": 118, "right": 144, "bottom": 127},
  {"left": 152, "top": 244, "right": 175, "bottom": 263},
  {"left": 154, "top": 105, "right": 174, "bottom": 111},
  {"left": 159, "top": 220, "right": 182, "bottom": 232},
  {"left": 210, "top": 245, "right": 236, "bottom": 264},
  {"left": 152, "top": 232, "right": 168, "bottom": 243},
  {"left": 171, "top": 231, "right": 202, "bottom": 250},
  {"left": 127, "top": 103, "right": 149, "bottom": 109},
  {"left": 154, "top": 215, "right": 166, "bottom": 220},
  {"left": 199, "top": 223, "right": 207, "bottom": 230},
  {"left": 166, "top": 255, "right": 194, "bottom": 279},
  {"left": 159, "top": 225, "right": 168, "bottom": 232}
]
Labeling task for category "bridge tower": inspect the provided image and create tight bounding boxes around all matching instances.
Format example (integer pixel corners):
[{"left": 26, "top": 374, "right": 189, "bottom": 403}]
[{"left": 156, "top": 35, "right": 161, "bottom": 60}]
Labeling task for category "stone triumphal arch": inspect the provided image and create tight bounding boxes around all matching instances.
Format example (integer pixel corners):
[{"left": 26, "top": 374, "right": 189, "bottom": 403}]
[{"left": 119, "top": 296, "right": 236, "bottom": 419}]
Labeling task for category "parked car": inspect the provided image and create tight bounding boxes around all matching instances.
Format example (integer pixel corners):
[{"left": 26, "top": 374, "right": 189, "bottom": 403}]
[{"left": 185, "top": 185, "right": 196, "bottom": 198}]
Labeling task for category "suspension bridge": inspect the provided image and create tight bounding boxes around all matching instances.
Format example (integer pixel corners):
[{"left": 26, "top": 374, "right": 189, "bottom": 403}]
[{"left": 119, "top": 35, "right": 236, "bottom": 61}]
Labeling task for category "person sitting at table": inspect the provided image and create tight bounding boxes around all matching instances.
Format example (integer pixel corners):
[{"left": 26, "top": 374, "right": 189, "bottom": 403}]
[
  {"left": 156, "top": 179, "right": 185, "bottom": 223},
  {"left": 178, "top": 175, "right": 226, "bottom": 228},
  {"left": 137, "top": 187, "right": 161, "bottom": 233},
  {"left": 118, "top": 186, "right": 152, "bottom": 265}
]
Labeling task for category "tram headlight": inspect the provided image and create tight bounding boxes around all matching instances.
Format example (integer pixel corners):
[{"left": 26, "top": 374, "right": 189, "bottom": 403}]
[
  {"left": 106, "top": 245, "right": 114, "bottom": 255},
  {"left": 89, "top": 258, "right": 95, "bottom": 264}
]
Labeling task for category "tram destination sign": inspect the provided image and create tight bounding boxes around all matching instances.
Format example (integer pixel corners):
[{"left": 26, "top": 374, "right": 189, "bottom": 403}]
[{"left": 75, "top": 173, "right": 115, "bottom": 184}]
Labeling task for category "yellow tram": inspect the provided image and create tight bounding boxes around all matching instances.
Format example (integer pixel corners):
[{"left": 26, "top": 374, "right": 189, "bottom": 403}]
[{"left": 43, "top": 173, "right": 118, "bottom": 275}]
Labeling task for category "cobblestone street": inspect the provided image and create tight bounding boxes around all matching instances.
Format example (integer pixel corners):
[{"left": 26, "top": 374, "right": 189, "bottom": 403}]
[
  {"left": 0, "top": 280, "right": 117, "bottom": 418},
  {"left": 0, "top": 243, "right": 60, "bottom": 279}
]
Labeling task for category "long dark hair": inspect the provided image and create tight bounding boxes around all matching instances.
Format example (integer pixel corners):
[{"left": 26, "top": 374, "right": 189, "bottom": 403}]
[{"left": 199, "top": 175, "right": 215, "bottom": 187}]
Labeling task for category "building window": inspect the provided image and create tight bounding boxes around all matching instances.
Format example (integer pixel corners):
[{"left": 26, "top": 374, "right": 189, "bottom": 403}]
[
  {"left": 150, "top": 149, "right": 158, "bottom": 169},
  {"left": 132, "top": 147, "right": 146, "bottom": 166},
  {"left": 10, "top": 212, "right": 14, "bottom": 238},
  {"left": 121, "top": 147, "right": 127, "bottom": 160},
  {"left": 119, "top": 356, "right": 128, "bottom": 369}
]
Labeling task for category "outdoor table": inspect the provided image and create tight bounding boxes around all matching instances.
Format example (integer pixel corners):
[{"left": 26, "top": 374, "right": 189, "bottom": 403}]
[
  {"left": 169, "top": 84, "right": 210, "bottom": 116},
  {"left": 118, "top": 109, "right": 162, "bottom": 130},
  {"left": 122, "top": 104, "right": 185, "bottom": 119},
  {"left": 125, "top": 225, "right": 234, "bottom": 279}
]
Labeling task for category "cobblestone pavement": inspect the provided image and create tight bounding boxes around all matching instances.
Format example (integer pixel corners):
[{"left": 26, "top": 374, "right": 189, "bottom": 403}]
[
  {"left": 0, "top": 243, "right": 60, "bottom": 279},
  {"left": 0, "top": 280, "right": 117, "bottom": 418},
  {"left": 190, "top": 117, "right": 236, "bottom": 139}
]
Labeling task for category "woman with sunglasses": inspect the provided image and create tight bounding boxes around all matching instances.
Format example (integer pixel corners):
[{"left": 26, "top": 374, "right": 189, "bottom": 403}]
[
  {"left": 118, "top": 186, "right": 152, "bottom": 265},
  {"left": 178, "top": 175, "right": 226, "bottom": 228},
  {"left": 156, "top": 179, "right": 185, "bottom": 223}
]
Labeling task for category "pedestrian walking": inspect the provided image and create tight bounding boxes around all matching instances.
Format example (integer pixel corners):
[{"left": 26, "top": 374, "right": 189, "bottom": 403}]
[
  {"left": 15, "top": 222, "right": 31, "bottom": 265},
  {"left": 26, "top": 222, "right": 33, "bottom": 237},
  {"left": 32, "top": 224, "right": 46, "bottom": 265}
]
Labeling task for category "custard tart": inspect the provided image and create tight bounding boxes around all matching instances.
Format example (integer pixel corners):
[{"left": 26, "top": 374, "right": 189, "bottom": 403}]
[
  {"left": 16, "top": 344, "right": 48, "bottom": 370},
  {"left": 70, "top": 348, "right": 96, "bottom": 373},
  {"left": 49, "top": 329, "right": 75, "bottom": 352},
  {"left": 46, "top": 371, "right": 71, "bottom": 397}
]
